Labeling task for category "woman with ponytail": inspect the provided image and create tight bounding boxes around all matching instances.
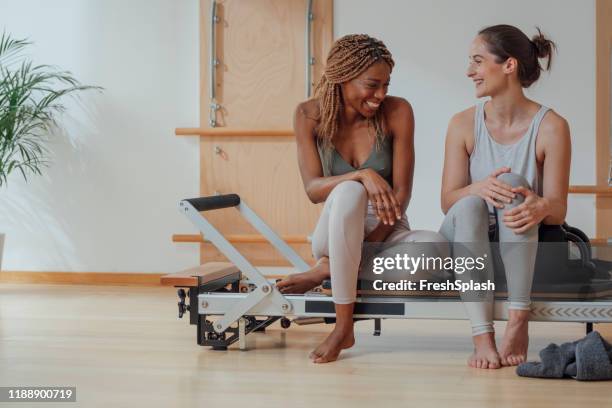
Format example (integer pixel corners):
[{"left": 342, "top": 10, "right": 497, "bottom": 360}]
[
  {"left": 440, "top": 25, "right": 571, "bottom": 369},
  {"left": 277, "top": 34, "right": 445, "bottom": 363}
]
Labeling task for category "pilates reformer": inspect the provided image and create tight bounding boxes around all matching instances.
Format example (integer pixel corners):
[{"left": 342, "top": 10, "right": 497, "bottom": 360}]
[{"left": 162, "top": 194, "right": 612, "bottom": 350}]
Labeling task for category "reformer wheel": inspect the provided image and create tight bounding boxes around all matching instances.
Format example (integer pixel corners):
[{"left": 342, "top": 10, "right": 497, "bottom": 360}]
[{"left": 280, "top": 317, "right": 291, "bottom": 329}]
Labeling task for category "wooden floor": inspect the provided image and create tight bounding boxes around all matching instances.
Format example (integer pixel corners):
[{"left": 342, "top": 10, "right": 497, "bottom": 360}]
[{"left": 1, "top": 284, "right": 611, "bottom": 408}]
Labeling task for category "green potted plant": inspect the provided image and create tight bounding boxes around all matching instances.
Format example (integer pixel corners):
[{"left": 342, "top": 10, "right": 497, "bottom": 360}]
[{"left": 0, "top": 31, "right": 101, "bottom": 270}]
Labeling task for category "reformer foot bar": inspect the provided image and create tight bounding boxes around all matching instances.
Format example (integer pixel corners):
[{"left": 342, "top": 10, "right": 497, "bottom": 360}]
[{"left": 162, "top": 194, "right": 612, "bottom": 350}]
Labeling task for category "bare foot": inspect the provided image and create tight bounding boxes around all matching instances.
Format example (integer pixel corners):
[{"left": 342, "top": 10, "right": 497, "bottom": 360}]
[
  {"left": 468, "top": 332, "right": 501, "bottom": 369},
  {"left": 309, "top": 324, "right": 355, "bottom": 364},
  {"left": 276, "top": 258, "right": 329, "bottom": 294},
  {"left": 499, "top": 309, "right": 530, "bottom": 366}
]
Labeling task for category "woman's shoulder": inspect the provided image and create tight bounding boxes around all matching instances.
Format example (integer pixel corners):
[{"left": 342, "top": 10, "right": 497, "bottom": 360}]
[
  {"left": 294, "top": 99, "right": 321, "bottom": 142},
  {"left": 539, "top": 108, "right": 568, "bottom": 132},
  {"left": 450, "top": 105, "right": 477, "bottom": 127},
  {"left": 383, "top": 95, "right": 413, "bottom": 118},
  {"left": 382, "top": 96, "right": 414, "bottom": 138},
  {"left": 537, "top": 107, "right": 570, "bottom": 146},
  {"left": 446, "top": 105, "right": 477, "bottom": 142},
  {"left": 295, "top": 99, "right": 321, "bottom": 123}
]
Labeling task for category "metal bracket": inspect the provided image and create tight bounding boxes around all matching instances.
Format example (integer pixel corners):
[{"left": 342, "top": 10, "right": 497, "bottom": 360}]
[
  {"left": 305, "top": 0, "right": 314, "bottom": 97},
  {"left": 211, "top": 284, "right": 292, "bottom": 333},
  {"left": 209, "top": 0, "right": 221, "bottom": 127},
  {"left": 238, "top": 317, "right": 247, "bottom": 350}
]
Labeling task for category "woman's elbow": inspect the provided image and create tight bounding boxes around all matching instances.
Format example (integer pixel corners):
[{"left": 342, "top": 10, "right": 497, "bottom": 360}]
[
  {"left": 544, "top": 199, "right": 567, "bottom": 225},
  {"left": 305, "top": 185, "right": 323, "bottom": 204},
  {"left": 440, "top": 195, "right": 450, "bottom": 215}
]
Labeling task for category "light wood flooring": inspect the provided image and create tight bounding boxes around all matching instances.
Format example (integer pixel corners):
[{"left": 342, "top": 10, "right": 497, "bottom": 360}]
[{"left": 1, "top": 283, "right": 611, "bottom": 408}]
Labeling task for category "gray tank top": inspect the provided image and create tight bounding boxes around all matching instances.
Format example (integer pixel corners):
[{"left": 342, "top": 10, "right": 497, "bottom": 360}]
[
  {"left": 469, "top": 101, "right": 549, "bottom": 219},
  {"left": 318, "top": 136, "right": 393, "bottom": 185}
]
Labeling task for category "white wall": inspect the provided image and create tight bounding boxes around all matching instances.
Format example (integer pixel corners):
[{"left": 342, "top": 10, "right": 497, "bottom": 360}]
[
  {"left": 0, "top": 0, "right": 201, "bottom": 272},
  {"left": 335, "top": 0, "right": 596, "bottom": 234},
  {"left": 0, "top": 0, "right": 597, "bottom": 273}
]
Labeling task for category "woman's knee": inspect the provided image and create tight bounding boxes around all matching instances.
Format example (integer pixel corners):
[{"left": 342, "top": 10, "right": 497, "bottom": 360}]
[
  {"left": 330, "top": 180, "right": 367, "bottom": 200},
  {"left": 497, "top": 172, "right": 529, "bottom": 189},
  {"left": 497, "top": 173, "right": 529, "bottom": 208},
  {"left": 310, "top": 230, "right": 326, "bottom": 259},
  {"left": 329, "top": 180, "right": 368, "bottom": 214},
  {"left": 404, "top": 230, "right": 448, "bottom": 245},
  {"left": 449, "top": 195, "right": 488, "bottom": 221}
]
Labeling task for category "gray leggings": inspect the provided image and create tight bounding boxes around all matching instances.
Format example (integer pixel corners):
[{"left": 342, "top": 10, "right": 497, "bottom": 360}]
[
  {"left": 438, "top": 173, "right": 539, "bottom": 335},
  {"left": 312, "top": 180, "right": 448, "bottom": 304}
]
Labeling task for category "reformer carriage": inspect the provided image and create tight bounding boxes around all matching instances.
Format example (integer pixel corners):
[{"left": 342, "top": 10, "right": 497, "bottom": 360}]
[{"left": 162, "top": 194, "right": 612, "bottom": 350}]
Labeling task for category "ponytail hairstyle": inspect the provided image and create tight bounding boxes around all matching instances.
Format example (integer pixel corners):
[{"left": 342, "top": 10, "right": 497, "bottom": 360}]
[
  {"left": 313, "top": 34, "right": 394, "bottom": 165},
  {"left": 478, "top": 24, "right": 556, "bottom": 88}
]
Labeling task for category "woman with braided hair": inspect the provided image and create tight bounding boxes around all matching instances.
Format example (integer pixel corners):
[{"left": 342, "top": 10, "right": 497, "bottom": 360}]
[
  {"left": 440, "top": 25, "right": 571, "bottom": 369},
  {"left": 276, "top": 34, "right": 446, "bottom": 363}
]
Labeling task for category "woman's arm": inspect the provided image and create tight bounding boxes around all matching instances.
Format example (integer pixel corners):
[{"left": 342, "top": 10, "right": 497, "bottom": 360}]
[
  {"left": 294, "top": 102, "right": 363, "bottom": 204},
  {"left": 364, "top": 98, "right": 414, "bottom": 242},
  {"left": 539, "top": 114, "right": 571, "bottom": 224},
  {"left": 441, "top": 110, "right": 476, "bottom": 213},
  {"left": 502, "top": 112, "right": 571, "bottom": 231},
  {"left": 441, "top": 109, "right": 515, "bottom": 214}
]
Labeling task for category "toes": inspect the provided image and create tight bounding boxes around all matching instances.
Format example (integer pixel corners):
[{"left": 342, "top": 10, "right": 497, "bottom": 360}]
[
  {"left": 507, "top": 355, "right": 521, "bottom": 366},
  {"left": 276, "top": 280, "right": 290, "bottom": 289},
  {"left": 467, "top": 355, "right": 476, "bottom": 367},
  {"left": 314, "top": 354, "right": 337, "bottom": 364},
  {"left": 489, "top": 359, "right": 500, "bottom": 369}
]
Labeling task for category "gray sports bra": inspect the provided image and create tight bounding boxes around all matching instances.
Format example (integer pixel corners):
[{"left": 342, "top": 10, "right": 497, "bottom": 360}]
[{"left": 318, "top": 136, "right": 393, "bottom": 185}]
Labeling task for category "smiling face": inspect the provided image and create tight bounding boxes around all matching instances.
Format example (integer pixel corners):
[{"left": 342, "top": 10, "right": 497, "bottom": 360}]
[
  {"left": 340, "top": 60, "right": 391, "bottom": 118},
  {"left": 466, "top": 35, "right": 517, "bottom": 98}
]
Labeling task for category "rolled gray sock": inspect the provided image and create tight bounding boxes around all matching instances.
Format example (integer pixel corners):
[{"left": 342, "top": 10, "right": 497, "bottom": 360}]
[
  {"left": 517, "top": 331, "right": 612, "bottom": 380},
  {"left": 517, "top": 341, "right": 576, "bottom": 378},
  {"left": 573, "top": 331, "right": 612, "bottom": 381}
]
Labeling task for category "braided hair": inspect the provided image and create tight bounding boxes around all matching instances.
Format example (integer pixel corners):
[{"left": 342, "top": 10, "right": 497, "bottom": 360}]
[{"left": 314, "top": 34, "right": 394, "bottom": 165}]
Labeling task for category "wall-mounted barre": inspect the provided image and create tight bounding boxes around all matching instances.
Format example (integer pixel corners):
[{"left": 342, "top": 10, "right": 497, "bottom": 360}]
[
  {"left": 173, "top": 234, "right": 310, "bottom": 244},
  {"left": 175, "top": 128, "right": 294, "bottom": 137},
  {"left": 209, "top": 0, "right": 220, "bottom": 127},
  {"left": 305, "top": 0, "right": 315, "bottom": 98},
  {"left": 568, "top": 185, "right": 612, "bottom": 196}
]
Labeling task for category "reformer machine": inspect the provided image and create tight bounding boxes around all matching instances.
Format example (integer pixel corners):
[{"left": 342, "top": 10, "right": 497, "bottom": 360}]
[{"left": 162, "top": 194, "right": 612, "bottom": 350}]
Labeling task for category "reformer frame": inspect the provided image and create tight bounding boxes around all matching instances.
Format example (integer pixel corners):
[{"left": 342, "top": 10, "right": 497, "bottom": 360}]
[{"left": 169, "top": 194, "right": 612, "bottom": 350}]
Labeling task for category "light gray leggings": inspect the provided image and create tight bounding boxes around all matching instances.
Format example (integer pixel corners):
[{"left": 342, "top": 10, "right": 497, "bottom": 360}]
[
  {"left": 438, "top": 173, "right": 539, "bottom": 335},
  {"left": 311, "top": 180, "right": 448, "bottom": 304}
]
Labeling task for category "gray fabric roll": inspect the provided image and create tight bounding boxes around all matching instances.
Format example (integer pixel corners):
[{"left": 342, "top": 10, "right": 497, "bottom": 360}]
[
  {"left": 575, "top": 331, "right": 612, "bottom": 380},
  {"left": 517, "top": 331, "right": 612, "bottom": 381}
]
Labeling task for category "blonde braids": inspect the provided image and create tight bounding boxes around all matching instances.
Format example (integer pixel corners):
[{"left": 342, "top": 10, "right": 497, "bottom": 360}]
[{"left": 314, "top": 34, "right": 395, "bottom": 159}]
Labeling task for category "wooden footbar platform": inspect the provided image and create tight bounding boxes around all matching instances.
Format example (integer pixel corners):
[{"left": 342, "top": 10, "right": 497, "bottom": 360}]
[{"left": 160, "top": 262, "right": 240, "bottom": 287}]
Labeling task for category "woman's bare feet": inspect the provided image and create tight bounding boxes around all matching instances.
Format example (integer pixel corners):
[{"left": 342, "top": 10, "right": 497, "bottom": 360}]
[
  {"left": 309, "top": 303, "right": 355, "bottom": 364},
  {"left": 468, "top": 332, "right": 501, "bottom": 369},
  {"left": 499, "top": 309, "right": 530, "bottom": 366},
  {"left": 309, "top": 324, "right": 355, "bottom": 364},
  {"left": 276, "top": 257, "right": 330, "bottom": 294}
]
